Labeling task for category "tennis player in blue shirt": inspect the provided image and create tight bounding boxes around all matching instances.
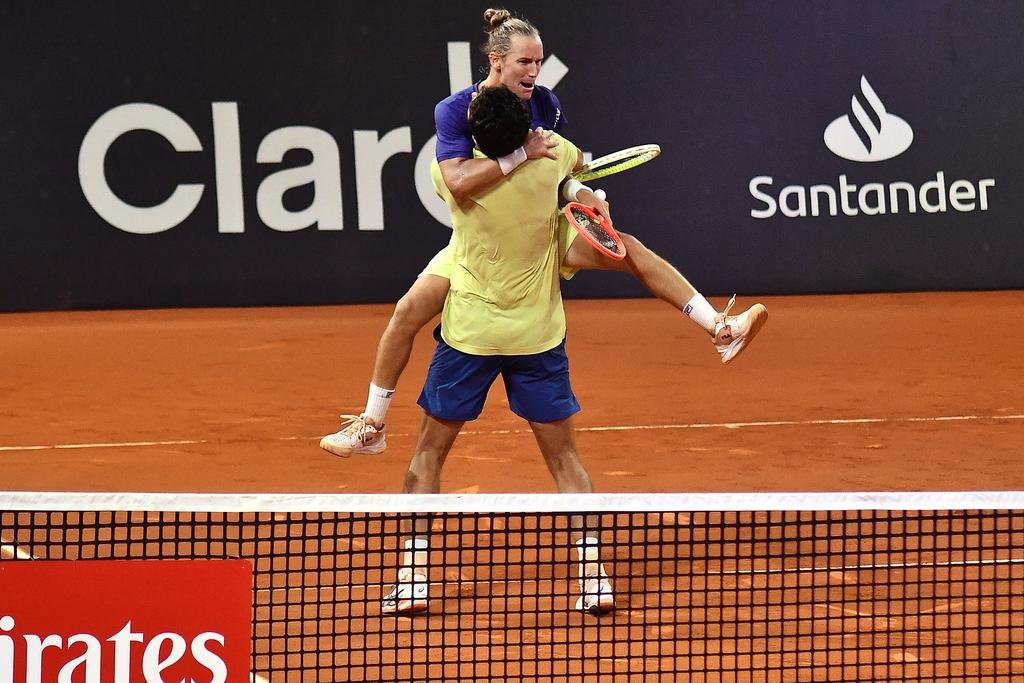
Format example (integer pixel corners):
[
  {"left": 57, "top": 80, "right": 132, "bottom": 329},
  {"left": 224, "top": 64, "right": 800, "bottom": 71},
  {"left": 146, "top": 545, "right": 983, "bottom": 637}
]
[{"left": 321, "top": 8, "right": 767, "bottom": 456}]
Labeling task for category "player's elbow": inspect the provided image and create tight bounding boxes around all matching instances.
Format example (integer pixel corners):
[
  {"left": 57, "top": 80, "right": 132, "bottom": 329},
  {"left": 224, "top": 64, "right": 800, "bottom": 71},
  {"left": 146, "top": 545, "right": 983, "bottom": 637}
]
[
  {"left": 438, "top": 159, "right": 478, "bottom": 206},
  {"left": 447, "top": 184, "right": 473, "bottom": 206},
  {"left": 439, "top": 163, "right": 463, "bottom": 194},
  {"left": 442, "top": 175, "right": 474, "bottom": 206}
]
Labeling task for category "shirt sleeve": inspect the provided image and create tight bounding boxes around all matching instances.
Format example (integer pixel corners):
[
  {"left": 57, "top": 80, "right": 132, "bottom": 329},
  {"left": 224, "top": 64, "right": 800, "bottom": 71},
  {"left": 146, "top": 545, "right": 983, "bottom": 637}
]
[
  {"left": 556, "top": 135, "right": 579, "bottom": 179},
  {"left": 434, "top": 97, "right": 474, "bottom": 163}
]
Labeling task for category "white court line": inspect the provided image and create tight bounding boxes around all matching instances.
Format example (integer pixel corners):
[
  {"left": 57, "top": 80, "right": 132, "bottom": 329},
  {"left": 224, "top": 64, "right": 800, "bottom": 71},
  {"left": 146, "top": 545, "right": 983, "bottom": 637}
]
[
  {"left": 710, "top": 555, "right": 1024, "bottom": 575},
  {"left": 249, "top": 556, "right": 1024, "bottom": 620},
  {"left": 554, "top": 413, "right": 1024, "bottom": 434},
  {"left": 1, "top": 413, "right": 1021, "bottom": 454},
  {"left": 0, "top": 439, "right": 210, "bottom": 452}
]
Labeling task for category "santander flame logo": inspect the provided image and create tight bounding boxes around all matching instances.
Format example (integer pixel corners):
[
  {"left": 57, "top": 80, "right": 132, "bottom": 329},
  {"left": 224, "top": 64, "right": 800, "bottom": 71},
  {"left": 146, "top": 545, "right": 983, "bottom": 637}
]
[{"left": 823, "top": 76, "right": 913, "bottom": 162}]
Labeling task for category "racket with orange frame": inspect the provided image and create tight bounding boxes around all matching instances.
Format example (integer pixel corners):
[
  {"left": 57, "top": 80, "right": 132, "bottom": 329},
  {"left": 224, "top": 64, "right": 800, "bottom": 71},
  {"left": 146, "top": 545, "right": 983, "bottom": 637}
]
[{"left": 562, "top": 190, "right": 625, "bottom": 260}]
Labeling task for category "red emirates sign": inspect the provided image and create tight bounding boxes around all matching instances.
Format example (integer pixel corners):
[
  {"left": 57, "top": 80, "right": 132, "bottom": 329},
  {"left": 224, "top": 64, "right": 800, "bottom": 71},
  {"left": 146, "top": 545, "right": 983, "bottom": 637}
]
[{"left": 0, "top": 560, "right": 251, "bottom": 683}]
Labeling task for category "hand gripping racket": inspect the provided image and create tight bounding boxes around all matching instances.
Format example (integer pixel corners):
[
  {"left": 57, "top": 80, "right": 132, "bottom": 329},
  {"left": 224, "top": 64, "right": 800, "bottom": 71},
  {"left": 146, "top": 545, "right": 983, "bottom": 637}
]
[
  {"left": 563, "top": 189, "right": 625, "bottom": 260},
  {"left": 570, "top": 144, "right": 661, "bottom": 182}
]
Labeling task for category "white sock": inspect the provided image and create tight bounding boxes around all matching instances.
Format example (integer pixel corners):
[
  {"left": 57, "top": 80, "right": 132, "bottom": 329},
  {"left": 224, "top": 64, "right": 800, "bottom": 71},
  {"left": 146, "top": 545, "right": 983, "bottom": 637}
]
[
  {"left": 575, "top": 537, "right": 602, "bottom": 578},
  {"left": 364, "top": 382, "right": 394, "bottom": 425},
  {"left": 401, "top": 538, "right": 429, "bottom": 576},
  {"left": 684, "top": 293, "right": 718, "bottom": 335}
]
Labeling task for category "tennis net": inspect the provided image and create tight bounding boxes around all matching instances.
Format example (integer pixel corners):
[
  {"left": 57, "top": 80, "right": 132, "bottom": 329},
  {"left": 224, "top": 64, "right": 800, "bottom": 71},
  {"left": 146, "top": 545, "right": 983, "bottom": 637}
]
[{"left": 1, "top": 491, "right": 1022, "bottom": 682}]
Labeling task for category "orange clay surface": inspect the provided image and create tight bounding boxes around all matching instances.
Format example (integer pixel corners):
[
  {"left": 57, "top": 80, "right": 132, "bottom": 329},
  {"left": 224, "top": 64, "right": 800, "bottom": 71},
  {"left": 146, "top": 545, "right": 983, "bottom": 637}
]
[
  {"left": 4, "top": 291, "right": 1024, "bottom": 682},
  {"left": 2, "top": 290, "right": 1022, "bottom": 494}
]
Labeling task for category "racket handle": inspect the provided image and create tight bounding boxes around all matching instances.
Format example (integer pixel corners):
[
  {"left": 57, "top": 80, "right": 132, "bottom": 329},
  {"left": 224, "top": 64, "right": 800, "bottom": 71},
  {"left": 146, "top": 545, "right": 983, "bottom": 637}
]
[{"left": 594, "top": 189, "right": 607, "bottom": 201}]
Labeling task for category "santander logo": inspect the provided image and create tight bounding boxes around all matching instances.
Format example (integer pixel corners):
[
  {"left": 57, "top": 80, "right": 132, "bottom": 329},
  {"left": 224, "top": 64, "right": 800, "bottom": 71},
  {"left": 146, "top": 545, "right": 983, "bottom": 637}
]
[
  {"left": 748, "top": 73, "right": 995, "bottom": 220},
  {"left": 823, "top": 76, "right": 913, "bottom": 162}
]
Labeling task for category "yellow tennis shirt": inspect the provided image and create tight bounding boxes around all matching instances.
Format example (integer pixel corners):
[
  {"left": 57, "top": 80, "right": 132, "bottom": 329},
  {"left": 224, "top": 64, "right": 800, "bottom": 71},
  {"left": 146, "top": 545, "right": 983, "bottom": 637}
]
[{"left": 431, "top": 134, "right": 579, "bottom": 356}]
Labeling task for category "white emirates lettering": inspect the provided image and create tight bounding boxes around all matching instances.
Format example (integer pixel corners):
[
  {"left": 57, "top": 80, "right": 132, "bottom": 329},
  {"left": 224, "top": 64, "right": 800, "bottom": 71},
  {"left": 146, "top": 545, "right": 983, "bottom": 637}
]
[{"left": 0, "top": 616, "right": 227, "bottom": 683}]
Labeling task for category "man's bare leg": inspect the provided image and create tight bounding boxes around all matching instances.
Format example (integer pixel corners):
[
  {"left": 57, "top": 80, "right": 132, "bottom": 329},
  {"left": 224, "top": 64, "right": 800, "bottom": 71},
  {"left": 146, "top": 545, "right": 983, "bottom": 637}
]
[
  {"left": 404, "top": 411, "right": 464, "bottom": 495},
  {"left": 320, "top": 275, "right": 450, "bottom": 457},
  {"left": 563, "top": 234, "right": 767, "bottom": 364},
  {"left": 372, "top": 275, "right": 450, "bottom": 390},
  {"left": 563, "top": 231, "right": 697, "bottom": 310},
  {"left": 382, "top": 411, "right": 463, "bottom": 615},
  {"left": 530, "top": 416, "right": 614, "bottom": 614},
  {"left": 529, "top": 416, "right": 594, "bottom": 496}
]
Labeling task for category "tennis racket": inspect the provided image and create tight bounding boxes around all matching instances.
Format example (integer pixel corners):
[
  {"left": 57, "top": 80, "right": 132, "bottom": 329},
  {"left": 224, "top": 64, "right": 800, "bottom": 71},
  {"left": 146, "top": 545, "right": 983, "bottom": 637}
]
[
  {"left": 563, "top": 200, "right": 625, "bottom": 261},
  {"left": 571, "top": 144, "right": 661, "bottom": 182}
]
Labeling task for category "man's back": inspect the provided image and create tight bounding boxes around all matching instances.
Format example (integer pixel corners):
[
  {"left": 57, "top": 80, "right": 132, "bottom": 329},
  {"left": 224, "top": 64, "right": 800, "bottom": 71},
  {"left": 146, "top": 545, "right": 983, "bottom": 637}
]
[{"left": 429, "top": 134, "right": 578, "bottom": 355}]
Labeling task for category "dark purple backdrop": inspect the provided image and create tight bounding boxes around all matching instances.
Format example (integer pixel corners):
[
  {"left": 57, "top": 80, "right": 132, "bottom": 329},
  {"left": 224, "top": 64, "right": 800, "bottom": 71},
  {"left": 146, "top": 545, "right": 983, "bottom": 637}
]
[{"left": 2, "top": 1, "right": 1020, "bottom": 311}]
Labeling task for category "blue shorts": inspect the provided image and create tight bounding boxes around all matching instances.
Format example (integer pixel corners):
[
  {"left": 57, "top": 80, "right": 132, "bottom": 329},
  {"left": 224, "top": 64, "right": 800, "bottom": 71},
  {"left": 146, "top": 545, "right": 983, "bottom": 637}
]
[{"left": 417, "top": 326, "right": 580, "bottom": 423}]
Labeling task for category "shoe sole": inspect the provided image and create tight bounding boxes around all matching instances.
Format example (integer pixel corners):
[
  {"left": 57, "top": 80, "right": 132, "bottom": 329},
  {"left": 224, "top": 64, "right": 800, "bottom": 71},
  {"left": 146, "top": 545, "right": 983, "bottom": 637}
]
[
  {"left": 318, "top": 437, "right": 387, "bottom": 457},
  {"left": 575, "top": 593, "right": 615, "bottom": 615},
  {"left": 721, "top": 304, "right": 768, "bottom": 365},
  {"left": 381, "top": 599, "right": 427, "bottom": 615}
]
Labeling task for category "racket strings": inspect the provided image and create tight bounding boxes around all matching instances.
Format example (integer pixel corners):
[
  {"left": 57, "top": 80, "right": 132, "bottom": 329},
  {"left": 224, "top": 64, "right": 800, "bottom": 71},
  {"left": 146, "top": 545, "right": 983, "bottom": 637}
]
[
  {"left": 569, "top": 207, "right": 622, "bottom": 254},
  {"left": 588, "top": 152, "right": 658, "bottom": 175},
  {"left": 571, "top": 144, "right": 661, "bottom": 182}
]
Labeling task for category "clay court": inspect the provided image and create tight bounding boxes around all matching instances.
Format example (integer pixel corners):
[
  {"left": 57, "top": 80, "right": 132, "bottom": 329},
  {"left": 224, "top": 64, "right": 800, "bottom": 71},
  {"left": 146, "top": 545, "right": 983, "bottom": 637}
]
[
  {"left": 3, "top": 291, "right": 1023, "bottom": 681},
  {"left": 3, "top": 291, "right": 1022, "bottom": 494}
]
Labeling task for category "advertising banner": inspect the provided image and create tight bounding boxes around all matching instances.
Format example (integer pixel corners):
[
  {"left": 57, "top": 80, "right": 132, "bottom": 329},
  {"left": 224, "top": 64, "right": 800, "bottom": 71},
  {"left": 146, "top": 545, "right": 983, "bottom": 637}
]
[
  {"left": 0, "top": 560, "right": 251, "bottom": 683},
  {"left": 1, "top": 2, "right": 1021, "bottom": 310}
]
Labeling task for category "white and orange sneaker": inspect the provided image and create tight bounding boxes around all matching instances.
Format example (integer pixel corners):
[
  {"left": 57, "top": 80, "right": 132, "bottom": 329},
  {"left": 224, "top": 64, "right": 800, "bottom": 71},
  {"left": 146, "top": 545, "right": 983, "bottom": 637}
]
[
  {"left": 381, "top": 567, "right": 428, "bottom": 615},
  {"left": 712, "top": 295, "right": 768, "bottom": 364},
  {"left": 319, "top": 414, "right": 387, "bottom": 456}
]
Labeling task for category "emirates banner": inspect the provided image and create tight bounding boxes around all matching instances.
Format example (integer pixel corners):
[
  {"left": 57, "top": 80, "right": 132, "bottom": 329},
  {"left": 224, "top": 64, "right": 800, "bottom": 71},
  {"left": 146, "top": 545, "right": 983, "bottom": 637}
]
[
  {"left": 1, "top": 2, "right": 1021, "bottom": 311},
  {"left": 0, "top": 560, "right": 251, "bottom": 683}
]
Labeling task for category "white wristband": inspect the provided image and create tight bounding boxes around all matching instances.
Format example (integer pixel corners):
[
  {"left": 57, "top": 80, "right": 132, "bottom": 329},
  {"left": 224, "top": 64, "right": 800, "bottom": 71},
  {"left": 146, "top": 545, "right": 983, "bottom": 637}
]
[
  {"left": 561, "top": 178, "right": 590, "bottom": 202},
  {"left": 497, "top": 146, "right": 527, "bottom": 175}
]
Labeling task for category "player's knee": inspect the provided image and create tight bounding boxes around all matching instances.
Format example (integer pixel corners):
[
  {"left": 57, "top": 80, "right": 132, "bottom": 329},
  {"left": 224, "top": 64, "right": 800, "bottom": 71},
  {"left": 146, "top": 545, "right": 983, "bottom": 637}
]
[
  {"left": 391, "top": 280, "right": 447, "bottom": 333},
  {"left": 402, "top": 468, "right": 422, "bottom": 493},
  {"left": 404, "top": 456, "right": 439, "bottom": 493},
  {"left": 618, "top": 231, "right": 644, "bottom": 251},
  {"left": 618, "top": 231, "right": 655, "bottom": 270},
  {"left": 391, "top": 295, "right": 432, "bottom": 335}
]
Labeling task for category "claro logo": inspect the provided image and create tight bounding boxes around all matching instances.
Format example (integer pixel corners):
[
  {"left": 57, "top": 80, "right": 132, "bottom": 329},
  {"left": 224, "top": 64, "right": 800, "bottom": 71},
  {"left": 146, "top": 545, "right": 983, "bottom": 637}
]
[
  {"left": 749, "top": 75, "right": 995, "bottom": 219},
  {"left": 78, "top": 42, "right": 569, "bottom": 235},
  {"left": 77, "top": 101, "right": 436, "bottom": 235},
  {"left": 0, "top": 615, "right": 228, "bottom": 683}
]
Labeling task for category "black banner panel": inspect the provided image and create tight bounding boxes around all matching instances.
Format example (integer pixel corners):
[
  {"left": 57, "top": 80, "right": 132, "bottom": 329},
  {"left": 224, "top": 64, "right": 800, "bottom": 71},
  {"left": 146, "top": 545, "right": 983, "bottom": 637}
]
[{"left": 2, "top": 2, "right": 1021, "bottom": 310}]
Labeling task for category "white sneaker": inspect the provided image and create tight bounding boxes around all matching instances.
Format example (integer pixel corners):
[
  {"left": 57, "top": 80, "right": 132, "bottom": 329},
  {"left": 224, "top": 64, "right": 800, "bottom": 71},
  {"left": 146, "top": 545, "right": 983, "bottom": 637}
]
[
  {"left": 319, "top": 414, "right": 386, "bottom": 456},
  {"left": 381, "top": 568, "right": 428, "bottom": 615},
  {"left": 575, "top": 576, "right": 615, "bottom": 615},
  {"left": 712, "top": 295, "right": 768, "bottom": 364}
]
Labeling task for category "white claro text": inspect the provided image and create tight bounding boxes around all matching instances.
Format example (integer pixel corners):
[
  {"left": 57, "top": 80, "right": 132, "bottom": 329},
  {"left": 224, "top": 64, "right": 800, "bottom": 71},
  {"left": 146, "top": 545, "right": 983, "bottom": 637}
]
[{"left": 78, "top": 102, "right": 449, "bottom": 235}]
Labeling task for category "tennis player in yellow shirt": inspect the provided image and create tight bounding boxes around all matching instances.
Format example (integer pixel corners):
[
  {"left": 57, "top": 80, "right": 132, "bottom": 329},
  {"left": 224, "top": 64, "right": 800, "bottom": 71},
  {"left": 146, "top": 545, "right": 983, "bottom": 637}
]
[
  {"left": 382, "top": 85, "right": 613, "bottom": 616},
  {"left": 321, "top": 8, "right": 768, "bottom": 457}
]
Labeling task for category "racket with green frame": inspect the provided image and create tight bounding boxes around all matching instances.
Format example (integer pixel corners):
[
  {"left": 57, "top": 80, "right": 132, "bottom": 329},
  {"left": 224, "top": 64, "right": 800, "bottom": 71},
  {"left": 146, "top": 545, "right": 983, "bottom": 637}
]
[{"left": 570, "top": 144, "right": 661, "bottom": 182}]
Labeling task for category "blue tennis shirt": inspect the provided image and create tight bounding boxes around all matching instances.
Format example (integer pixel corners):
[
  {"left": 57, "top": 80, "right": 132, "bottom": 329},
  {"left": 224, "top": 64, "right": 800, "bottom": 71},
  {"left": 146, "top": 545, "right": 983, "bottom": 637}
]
[{"left": 434, "top": 83, "right": 566, "bottom": 162}]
